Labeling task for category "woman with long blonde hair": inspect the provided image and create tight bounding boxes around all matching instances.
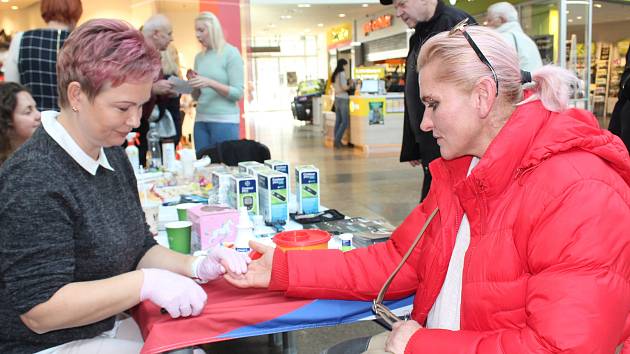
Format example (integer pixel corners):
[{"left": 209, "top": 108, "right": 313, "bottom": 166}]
[{"left": 188, "top": 11, "right": 244, "bottom": 157}]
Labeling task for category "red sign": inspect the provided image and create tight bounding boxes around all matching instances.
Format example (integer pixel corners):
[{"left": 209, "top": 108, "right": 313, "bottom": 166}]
[{"left": 363, "top": 15, "right": 393, "bottom": 36}]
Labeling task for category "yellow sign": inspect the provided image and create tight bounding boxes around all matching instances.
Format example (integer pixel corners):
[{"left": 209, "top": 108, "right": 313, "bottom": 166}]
[
  {"left": 327, "top": 23, "right": 353, "bottom": 49},
  {"left": 353, "top": 66, "right": 386, "bottom": 80}
]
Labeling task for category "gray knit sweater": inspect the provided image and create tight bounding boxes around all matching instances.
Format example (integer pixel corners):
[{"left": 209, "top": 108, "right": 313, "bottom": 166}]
[{"left": 0, "top": 127, "right": 156, "bottom": 353}]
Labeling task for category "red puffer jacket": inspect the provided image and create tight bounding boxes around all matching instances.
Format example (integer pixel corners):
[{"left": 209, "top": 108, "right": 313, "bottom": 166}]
[{"left": 270, "top": 100, "right": 630, "bottom": 353}]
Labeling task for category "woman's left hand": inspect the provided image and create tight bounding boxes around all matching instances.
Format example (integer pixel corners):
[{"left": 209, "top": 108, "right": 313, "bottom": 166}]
[
  {"left": 385, "top": 320, "right": 422, "bottom": 354},
  {"left": 188, "top": 76, "right": 215, "bottom": 89}
]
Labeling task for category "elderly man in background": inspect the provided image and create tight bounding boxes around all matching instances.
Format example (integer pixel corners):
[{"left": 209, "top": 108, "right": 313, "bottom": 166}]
[
  {"left": 381, "top": 0, "right": 476, "bottom": 201},
  {"left": 136, "top": 14, "right": 177, "bottom": 167},
  {"left": 486, "top": 1, "right": 543, "bottom": 72}
]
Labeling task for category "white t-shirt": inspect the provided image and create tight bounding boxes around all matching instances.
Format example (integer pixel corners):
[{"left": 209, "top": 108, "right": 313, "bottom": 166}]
[{"left": 426, "top": 157, "right": 480, "bottom": 330}]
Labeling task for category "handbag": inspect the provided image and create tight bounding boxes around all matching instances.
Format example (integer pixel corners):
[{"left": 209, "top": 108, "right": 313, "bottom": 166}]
[{"left": 149, "top": 106, "right": 177, "bottom": 138}]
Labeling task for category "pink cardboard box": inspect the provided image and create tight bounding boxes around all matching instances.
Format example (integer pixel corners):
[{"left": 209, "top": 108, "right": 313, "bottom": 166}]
[{"left": 188, "top": 205, "right": 239, "bottom": 252}]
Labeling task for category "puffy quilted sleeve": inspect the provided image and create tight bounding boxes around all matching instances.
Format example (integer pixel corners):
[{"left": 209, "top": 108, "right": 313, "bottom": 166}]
[
  {"left": 274, "top": 198, "right": 439, "bottom": 301},
  {"left": 405, "top": 180, "right": 630, "bottom": 353}
]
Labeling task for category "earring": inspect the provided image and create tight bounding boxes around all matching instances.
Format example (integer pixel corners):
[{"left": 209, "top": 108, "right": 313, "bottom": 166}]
[{"left": 71, "top": 106, "right": 79, "bottom": 112}]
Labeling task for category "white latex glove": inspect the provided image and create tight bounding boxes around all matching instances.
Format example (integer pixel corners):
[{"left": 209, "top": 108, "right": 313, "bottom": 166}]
[{"left": 192, "top": 246, "right": 251, "bottom": 281}]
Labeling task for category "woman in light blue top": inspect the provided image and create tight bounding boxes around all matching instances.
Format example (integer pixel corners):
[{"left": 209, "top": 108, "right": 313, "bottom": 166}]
[{"left": 189, "top": 12, "right": 244, "bottom": 156}]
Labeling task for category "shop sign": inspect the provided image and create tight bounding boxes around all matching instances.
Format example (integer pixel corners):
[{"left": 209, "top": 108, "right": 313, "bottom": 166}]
[
  {"left": 353, "top": 66, "right": 385, "bottom": 80},
  {"left": 363, "top": 15, "right": 393, "bottom": 36},
  {"left": 327, "top": 23, "right": 353, "bottom": 49}
]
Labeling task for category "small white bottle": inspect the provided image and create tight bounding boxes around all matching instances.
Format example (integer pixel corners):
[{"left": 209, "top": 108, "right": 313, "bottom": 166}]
[
  {"left": 235, "top": 207, "right": 254, "bottom": 253},
  {"left": 125, "top": 133, "right": 140, "bottom": 174},
  {"left": 162, "top": 142, "right": 176, "bottom": 172}
]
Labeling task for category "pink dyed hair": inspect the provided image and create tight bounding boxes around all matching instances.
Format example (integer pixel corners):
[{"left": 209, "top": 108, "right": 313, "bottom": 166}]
[
  {"left": 56, "top": 19, "right": 161, "bottom": 108},
  {"left": 418, "top": 26, "right": 580, "bottom": 112}
]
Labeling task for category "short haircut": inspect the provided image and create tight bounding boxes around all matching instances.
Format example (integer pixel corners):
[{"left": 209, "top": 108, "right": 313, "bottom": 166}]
[
  {"left": 196, "top": 12, "right": 226, "bottom": 53},
  {"left": 142, "top": 14, "right": 171, "bottom": 36},
  {"left": 487, "top": 2, "right": 519, "bottom": 23},
  {"left": 56, "top": 19, "right": 161, "bottom": 109},
  {"left": 40, "top": 0, "right": 83, "bottom": 25}
]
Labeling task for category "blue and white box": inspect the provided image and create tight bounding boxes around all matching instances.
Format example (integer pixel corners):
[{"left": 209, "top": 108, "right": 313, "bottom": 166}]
[
  {"left": 228, "top": 173, "right": 258, "bottom": 215},
  {"left": 264, "top": 159, "right": 290, "bottom": 175},
  {"left": 295, "top": 165, "right": 320, "bottom": 214},
  {"left": 238, "top": 161, "right": 263, "bottom": 174},
  {"left": 257, "top": 170, "right": 289, "bottom": 224}
]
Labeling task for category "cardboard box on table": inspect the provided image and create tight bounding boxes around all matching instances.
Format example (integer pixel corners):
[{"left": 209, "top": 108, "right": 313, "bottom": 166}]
[{"left": 188, "top": 205, "right": 239, "bottom": 251}]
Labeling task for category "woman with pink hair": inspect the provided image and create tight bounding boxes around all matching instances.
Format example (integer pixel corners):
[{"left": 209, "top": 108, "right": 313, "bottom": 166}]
[
  {"left": 227, "top": 22, "right": 630, "bottom": 353},
  {"left": 0, "top": 19, "right": 249, "bottom": 353}
]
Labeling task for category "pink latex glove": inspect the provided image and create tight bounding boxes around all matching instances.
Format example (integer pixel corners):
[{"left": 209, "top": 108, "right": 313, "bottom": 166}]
[
  {"left": 140, "top": 268, "right": 207, "bottom": 318},
  {"left": 193, "top": 246, "right": 251, "bottom": 281}
]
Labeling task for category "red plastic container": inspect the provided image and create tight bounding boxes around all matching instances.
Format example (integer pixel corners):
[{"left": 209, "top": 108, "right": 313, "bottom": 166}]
[{"left": 273, "top": 229, "right": 331, "bottom": 251}]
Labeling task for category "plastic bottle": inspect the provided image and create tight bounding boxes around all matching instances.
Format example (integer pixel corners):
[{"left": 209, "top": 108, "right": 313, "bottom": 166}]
[
  {"left": 147, "top": 122, "right": 162, "bottom": 170},
  {"left": 235, "top": 207, "right": 254, "bottom": 253},
  {"left": 125, "top": 132, "right": 140, "bottom": 174}
]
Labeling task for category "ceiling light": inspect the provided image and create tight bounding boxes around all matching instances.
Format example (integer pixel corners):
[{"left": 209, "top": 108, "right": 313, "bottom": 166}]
[
  {"left": 338, "top": 13, "right": 346, "bottom": 18},
  {"left": 566, "top": 0, "right": 589, "bottom": 4},
  {"left": 483, "top": 20, "right": 488, "bottom": 25},
  {"left": 594, "top": 3, "right": 602, "bottom": 7},
  {"left": 317, "top": 23, "right": 324, "bottom": 27},
  {"left": 362, "top": 3, "right": 369, "bottom": 7},
  {"left": 565, "top": 10, "right": 570, "bottom": 14},
  {"left": 1, "top": 0, "right": 10, "bottom": 3},
  {"left": 298, "top": 4, "right": 311, "bottom": 7},
  {"left": 280, "top": 15, "right": 292, "bottom": 20},
  {"left": 576, "top": 16, "right": 582, "bottom": 19},
  {"left": 268, "top": 23, "right": 277, "bottom": 28},
  {"left": 11, "top": 5, "right": 18, "bottom": 9},
  {"left": 568, "top": 18, "right": 574, "bottom": 22}
]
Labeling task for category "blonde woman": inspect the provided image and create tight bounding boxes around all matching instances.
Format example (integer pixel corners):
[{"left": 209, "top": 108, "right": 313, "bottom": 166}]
[{"left": 188, "top": 11, "right": 244, "bottom": 156}]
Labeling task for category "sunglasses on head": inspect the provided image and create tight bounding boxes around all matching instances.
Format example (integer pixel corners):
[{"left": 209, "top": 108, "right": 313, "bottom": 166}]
[{"left": 449, "top": 18, "right": 499, "bottom": 97}]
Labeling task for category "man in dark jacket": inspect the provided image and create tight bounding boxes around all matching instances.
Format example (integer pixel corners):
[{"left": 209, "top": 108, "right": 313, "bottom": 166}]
[
  {"left": 381, "top": 0, "right": 475, "bottom": 200},
  {"left": 608, "top": 45, "right": 630, "bottom": 153}
]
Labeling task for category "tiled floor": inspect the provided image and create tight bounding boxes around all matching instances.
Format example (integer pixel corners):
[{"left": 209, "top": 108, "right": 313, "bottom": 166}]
[{"left": 203, "top": 111, "right": 423, "bottom": 354}]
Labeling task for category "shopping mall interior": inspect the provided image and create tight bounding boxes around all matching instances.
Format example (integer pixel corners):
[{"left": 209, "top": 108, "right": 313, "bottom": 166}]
[{"left": 1, "top": 0, "right": 629, "bottom": 352}]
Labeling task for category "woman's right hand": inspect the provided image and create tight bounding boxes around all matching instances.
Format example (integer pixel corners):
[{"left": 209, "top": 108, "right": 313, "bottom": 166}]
[
  {"left": 224, "top": 241, "right": 274, "bottom": 288},
  {"left": 140, "top": 268, "right": 207, "bottom": 318}
]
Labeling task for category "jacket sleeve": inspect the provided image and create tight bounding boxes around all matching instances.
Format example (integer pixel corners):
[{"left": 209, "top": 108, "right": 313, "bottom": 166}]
[
  {"left": 400, "top": 110, "right": 422, "bottom": 162},
  {"left": 404, "top": 180, "right": 630, "bottom": 354},
  {"left": 273, "top": 199, "right": 439, "bottom": 300}
]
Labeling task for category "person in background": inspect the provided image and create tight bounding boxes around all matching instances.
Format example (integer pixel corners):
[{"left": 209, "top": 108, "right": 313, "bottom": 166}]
[
  {"left": 486, "top": 1, "right": 543, "bottom": 72},
  {"left": 4, "top": 0, "right": 82, "bottom": 112},
  {"left": 381, "top": 0, "right": 476, "bottom": 201},
  {"left": 226, "top": 25, "right": 630, "bottom": 354},
  {"left": 609, "top": 44, "right": 630, "bottom": 153},
  {"left": 331, "top": 58, "right": 351, "bottom": 148},
  {"left": 0, "top": 82, "right": 41, "bottom": 166},
  {"left": 159, "top": 43, "right": 183, "bottom": 145},
  {"left": 0, "top": 19, "right": 249, "bottom": 354},
  {"left": 189, "top": 11, "right": 244, "bottom": 157},
  {"left": 137, "top": 14, "right": 176, "bottom": 167}
]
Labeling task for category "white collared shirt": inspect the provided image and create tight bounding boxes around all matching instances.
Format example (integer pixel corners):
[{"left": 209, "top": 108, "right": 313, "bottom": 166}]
[{"left": 41, "top": 111, "right": 114, "bottom": 176}]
